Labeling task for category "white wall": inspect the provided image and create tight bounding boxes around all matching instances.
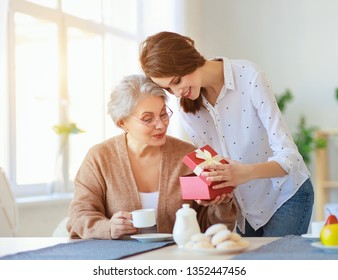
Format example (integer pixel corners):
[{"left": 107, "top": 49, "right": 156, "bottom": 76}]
[
  {"left": 186, "top": 0, "right": 338, "bottom": 132},
  {"left": 16, "top": 196, "right": 71, "bottom": 237}
]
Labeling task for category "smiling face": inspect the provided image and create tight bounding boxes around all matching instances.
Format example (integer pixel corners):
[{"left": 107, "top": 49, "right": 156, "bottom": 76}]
[
  {"left": 151, "top": 69, "right": 202, "bottom": 101},
  {"left": 122, "top": 96, "right": 169, "bottom": 148}
]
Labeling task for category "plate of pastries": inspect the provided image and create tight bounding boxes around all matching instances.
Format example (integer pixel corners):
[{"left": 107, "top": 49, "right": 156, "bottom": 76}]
[{"left": 184, "top": 223, "right": 250, "bottom": 254}]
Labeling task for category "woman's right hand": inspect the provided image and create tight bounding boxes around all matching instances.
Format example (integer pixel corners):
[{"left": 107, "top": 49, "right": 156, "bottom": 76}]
[{"left": 110, "top": 211, "right": 138, "bottom": 239}]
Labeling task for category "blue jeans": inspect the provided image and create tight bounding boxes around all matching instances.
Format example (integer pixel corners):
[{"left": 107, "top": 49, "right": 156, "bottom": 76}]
[{"left": 237, "top": 178, "right": 314, "bottom": 237}]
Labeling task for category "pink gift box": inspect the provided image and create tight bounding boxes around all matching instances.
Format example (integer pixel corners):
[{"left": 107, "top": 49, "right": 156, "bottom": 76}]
[
  {"left": 179, "top": 173, "right": 234, "bottom": 200},
  {"left": 182, "top": 145, "right": 228, "bottom": 187}
]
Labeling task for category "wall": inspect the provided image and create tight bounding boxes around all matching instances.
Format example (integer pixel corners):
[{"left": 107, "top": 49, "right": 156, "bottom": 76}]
[
  {"left": 189, "top": 0, "right": 338, "bottom": 132},
  {"left": 16, "top": 195, "right": 71, "bottom": 237}
]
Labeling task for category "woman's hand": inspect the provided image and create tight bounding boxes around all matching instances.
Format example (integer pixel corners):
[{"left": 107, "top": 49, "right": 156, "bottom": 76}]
[
  {"left": 202, "top": 159, "right": 287, "bottom": 190},
  {"left": 195, "top": 192, "right": 233, "bottom": 206},
  {"left": 110, "top": 211, "right": 138, "bottom": 239},
  {"left": 201, "top": 159, "right": 251, "bottom": 189}
]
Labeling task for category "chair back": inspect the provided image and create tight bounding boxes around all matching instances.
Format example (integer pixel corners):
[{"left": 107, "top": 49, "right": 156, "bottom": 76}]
[{"left": 0, "top": 167, "right": 19, "bottom": 236}]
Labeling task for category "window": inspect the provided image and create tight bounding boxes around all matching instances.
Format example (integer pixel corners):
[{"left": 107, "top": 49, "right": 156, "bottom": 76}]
[{"left": 1, "top": 0, "right": 181, "bottom": 197}]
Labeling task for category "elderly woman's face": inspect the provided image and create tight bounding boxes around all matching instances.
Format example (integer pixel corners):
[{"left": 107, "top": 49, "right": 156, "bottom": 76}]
[{"left": 124, "top": 96, "right": 169, "bottom": 147}]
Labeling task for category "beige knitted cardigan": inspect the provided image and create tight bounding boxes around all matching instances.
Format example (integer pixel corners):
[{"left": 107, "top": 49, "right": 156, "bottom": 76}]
[{"left": 67, "top": 133, "right": 237, "bottom": 239}]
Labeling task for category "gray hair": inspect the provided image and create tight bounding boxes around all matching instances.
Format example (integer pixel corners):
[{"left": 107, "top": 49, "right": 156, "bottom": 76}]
[{"left": 107, "top": 74, "right": 168, "bottom": 126}]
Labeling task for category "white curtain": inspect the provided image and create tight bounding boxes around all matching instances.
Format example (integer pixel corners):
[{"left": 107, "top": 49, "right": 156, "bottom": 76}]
[{"left": 0, "top": 0, "right": 9, "bottom": 170}]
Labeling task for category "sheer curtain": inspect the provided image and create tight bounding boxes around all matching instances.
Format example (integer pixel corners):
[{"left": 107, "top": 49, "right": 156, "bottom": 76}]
[{"left": 0, "top": 0, "right": 9, "bottom": 171}]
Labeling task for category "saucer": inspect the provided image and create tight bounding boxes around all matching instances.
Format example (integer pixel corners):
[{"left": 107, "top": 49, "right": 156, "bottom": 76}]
[
  {"left": 130, "top": 233, "right": 173, "bottom": 242},
  {"left": 301, "top": 233, "right": 320, "bottom": 239},
  {"left": 311, "top": 242, "right": 338, "bottom": 252}
]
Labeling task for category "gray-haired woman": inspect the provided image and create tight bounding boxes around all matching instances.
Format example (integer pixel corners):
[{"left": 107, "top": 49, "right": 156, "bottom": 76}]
[{"left": 67, "top": 74, "right": 237, "bottom": 239}]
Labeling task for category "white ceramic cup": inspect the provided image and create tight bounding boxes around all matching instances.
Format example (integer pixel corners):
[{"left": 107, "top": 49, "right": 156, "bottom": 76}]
[
  {"left": 131, "top": 209, "right": 156, "bottom": 228},
  {"left": 311, "top": 221, "right": 325, "bottom": 237}
]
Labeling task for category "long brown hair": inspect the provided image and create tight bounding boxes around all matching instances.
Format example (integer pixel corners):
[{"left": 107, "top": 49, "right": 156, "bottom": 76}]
[{"left": 139, "top": 31, "right": 206, "bottom": 114}]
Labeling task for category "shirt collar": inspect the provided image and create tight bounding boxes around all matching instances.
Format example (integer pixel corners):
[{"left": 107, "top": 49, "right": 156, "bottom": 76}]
[{"left": 211, "top": 57, "right": 235, "bottom": 90}]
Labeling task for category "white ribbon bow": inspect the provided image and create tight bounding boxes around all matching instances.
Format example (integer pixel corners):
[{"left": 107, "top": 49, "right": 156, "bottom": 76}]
[{"left": 193, "top": 148, "right": 223, "bottom": 175}]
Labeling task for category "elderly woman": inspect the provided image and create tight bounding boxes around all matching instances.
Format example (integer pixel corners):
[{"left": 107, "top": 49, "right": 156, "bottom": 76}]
[{"left": 66, "top": 74, "right": 237, "bottom": 239}]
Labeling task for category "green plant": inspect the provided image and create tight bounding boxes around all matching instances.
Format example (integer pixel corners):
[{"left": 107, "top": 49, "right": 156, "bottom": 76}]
[
  {"left": 50, "top": 122, "right": 85, "bottom": 193},
  {"left": 276, "top": 89, "right": 293, "bottom": 114},
  {"left": 276, "top": 90, "right": 326, "bottom": 165},
  {"left": 293, "top": 115, "right": 326, "bottom": 164},
  {"left": 335, "top": 88, "right": 338, "bottom": 102},
  {"left": 52, "top": 122, "right": 85, "bottom": 154},
  {"left": 52, "top": 122, "right": 85, "bottom": 135}
]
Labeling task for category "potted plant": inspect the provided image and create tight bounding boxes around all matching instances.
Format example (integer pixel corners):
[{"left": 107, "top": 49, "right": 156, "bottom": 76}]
[
  {"left": 276, "top": 89, "right": 326, "bottom": 165},
  {"left": 292, "top": 116, "right": 326, "bottom": 164},
  {"left": 50, "top": 122, "right": 85, "bottom": 193}
]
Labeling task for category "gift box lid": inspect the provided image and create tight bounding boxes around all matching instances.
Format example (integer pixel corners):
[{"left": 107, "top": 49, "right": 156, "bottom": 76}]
[{"left": 182, "top": 145, "right": 228, "bottom": 186}]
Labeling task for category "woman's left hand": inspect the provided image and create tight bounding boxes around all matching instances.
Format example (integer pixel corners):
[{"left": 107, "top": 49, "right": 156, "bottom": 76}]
[
  {"left": 195, "top": 192, "right": 233, "bottom": 206},
  {"left": 201, "top": 159, "right": 251, "bottom": 189}
]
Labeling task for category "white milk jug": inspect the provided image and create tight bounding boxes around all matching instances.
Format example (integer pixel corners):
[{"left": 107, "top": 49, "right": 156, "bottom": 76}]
[{"left": 173, "top": 204, "right": 201, "bottom": 247}]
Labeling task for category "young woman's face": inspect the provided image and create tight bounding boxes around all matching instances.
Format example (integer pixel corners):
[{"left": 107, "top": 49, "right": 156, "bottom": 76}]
[
  {"left": 151, "top": 69, "right": 201, "bottom": 100},
  {"left": 123, "top": 96, "right": 170, "bottom": 147}
]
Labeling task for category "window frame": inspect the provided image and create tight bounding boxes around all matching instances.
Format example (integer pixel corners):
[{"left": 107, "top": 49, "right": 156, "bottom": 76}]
[
  {"left": 3, "top": 0, "right": 183, "bottom": 198},
  {"left": 6, "top": 0, "right": 143, "bottom": 197}
]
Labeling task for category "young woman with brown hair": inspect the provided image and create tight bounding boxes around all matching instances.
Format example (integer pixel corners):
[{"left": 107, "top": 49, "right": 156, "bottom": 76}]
[{"left": 139, "top": 31, "right": 314, "bottom": 237}]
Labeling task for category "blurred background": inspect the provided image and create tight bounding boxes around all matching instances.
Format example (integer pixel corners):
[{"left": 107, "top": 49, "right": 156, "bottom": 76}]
[{"left": 1, "top": 0, "right": 338, "bottom": 236}]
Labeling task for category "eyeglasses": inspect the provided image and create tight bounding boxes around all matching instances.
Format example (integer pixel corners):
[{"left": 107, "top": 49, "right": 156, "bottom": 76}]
[{"left": 128, "top": 105, "right": 173, "bottom": 127}]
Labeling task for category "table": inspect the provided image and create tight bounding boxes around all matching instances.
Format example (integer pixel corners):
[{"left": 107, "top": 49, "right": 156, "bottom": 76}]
[
  {"left": 126, "top": 237, "right": 278, "bottom": 259},
  {"left": 0, "top": 237, "right": 278, "bottom": 260},
  {"left": 1, "top": 236, "right": 336, "bottom": 280}
]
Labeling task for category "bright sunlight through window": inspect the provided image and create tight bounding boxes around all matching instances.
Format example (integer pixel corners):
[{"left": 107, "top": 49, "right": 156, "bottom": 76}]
[{"left": 2, "top": 0, "right": 179, "bottom": 197}]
